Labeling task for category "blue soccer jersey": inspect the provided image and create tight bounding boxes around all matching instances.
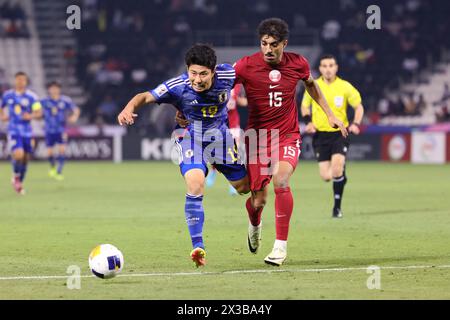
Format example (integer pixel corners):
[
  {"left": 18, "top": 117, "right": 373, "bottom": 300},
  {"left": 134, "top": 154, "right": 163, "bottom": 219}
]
[
  {"left": 150, "top": 63, "right": 235, "bottom": 134},
  {"left": 1, "top": 89, "right": 41, "bottom": 138},
  {"left": 149, "top": 64, "right": 246, "bottom": 181},
  {"left": 41, "top": 95, "right": 75, "bottom": 134}
]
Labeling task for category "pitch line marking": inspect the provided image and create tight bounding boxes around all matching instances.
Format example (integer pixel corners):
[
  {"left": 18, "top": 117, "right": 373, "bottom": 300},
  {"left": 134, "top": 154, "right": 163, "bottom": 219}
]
[{"left": 1, "top": 264, "right": 449, "bottom": 281}]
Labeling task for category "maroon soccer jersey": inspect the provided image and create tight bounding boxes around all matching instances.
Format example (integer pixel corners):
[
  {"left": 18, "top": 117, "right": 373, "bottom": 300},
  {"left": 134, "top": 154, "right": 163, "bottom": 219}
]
[
  {"left": 234, "top": 51, "right": 310, "bottom": 135},
  {"left": 227, "top": 84, "right": 242, "bottom": 129}
]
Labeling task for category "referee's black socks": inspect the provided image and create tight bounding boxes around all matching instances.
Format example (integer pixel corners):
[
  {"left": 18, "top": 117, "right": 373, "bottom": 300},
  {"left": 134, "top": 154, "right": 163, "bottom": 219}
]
[{"left": 333, "top": 173, "right": 347, "bottom": 210}]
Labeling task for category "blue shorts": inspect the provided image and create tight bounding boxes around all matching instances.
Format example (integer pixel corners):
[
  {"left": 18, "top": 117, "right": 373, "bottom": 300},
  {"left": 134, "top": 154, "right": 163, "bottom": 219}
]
[
  {"left": 174, "top": 129, "right": 247, "bottom": 182},
  {"left": 45, "top": 132, "right": 67, "bottom": 147},
  {"left": 9, "top": 134, "right": 34, "bottom": 154}
]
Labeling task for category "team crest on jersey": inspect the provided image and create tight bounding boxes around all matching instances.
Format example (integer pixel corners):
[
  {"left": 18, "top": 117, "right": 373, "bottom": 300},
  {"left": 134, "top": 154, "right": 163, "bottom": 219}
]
[
  {"left": 59, "top": 102, "right": 65, "bottom": 108},
  {"left": 154, "top": 84, "right": 168, "bottom": 97},
  {"left": 7, "top": 99, "right": 14, "bottom": 104},
  {"left": 218, "top": 91, "right": 228, "bottom": 103},
  {"left": 21, "top": 98, "right": 29, "bottom": 106},
  {"left": 269, "top": 70, "right": 281, "bottom": 82}
]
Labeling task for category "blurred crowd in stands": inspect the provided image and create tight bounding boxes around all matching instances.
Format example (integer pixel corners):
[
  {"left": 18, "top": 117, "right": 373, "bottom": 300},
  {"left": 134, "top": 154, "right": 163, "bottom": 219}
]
[
  {"left": 433, "top": 83, "right": 450, "bottom": 122},
  {"left": 0, "top": 0, "right": 28, "bottom": 38},
  {"left": 69, "top": 0, "right": 450, "bottom": 129},
  {"left": 1, "top": 0, "right": 450, "bottom": 131}
]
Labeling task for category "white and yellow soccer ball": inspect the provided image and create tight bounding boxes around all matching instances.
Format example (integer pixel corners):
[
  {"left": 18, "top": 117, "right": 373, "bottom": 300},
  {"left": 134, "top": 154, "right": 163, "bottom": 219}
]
[{"left": 88, "top": 244, "right": 124, "bottom": 279}]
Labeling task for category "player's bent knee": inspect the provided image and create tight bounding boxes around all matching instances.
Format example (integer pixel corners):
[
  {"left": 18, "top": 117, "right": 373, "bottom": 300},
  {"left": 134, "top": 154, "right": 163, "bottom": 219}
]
[
  {"left": 187, "top": 184, "right": 203, "bottom": 196},
  {"left": 186, "top": 180, "right": 204, "bottom": 196},
  {"left": 273, "top": 175, "right": 290, "bottom": 189},
  {"left": 331, "top": 166, "right": 344, "bottom": 178},
  {"left": 13, "top": 150, "right": 25, "bottom": 161},
  {"left": 252, "top": 197, "right": 266, "bottom": 209},
  {"left": 235, "top": 184, "right": 250, "bottom": 194}
]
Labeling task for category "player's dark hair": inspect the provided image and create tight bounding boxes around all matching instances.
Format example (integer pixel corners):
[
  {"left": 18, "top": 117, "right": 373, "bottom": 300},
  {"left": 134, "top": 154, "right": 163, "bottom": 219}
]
[
  {"left": 257, "top": 18, "right": 289, "bottom": 41},
  {"left": 185, "top": 44, "right": 217, "bottom": 71},
  {"left": 319, "top": 54, "right": 338, "bottom": 64},
  {"left": 47, "top": 81, "right": 61, "bottom": 88},
  {"left": 15, "top": 71, "right": 28, "bottom": 78}
]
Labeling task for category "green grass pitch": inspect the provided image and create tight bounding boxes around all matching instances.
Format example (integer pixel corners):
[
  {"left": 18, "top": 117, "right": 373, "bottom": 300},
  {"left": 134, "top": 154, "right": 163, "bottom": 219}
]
[{"left": 0, "top": 161, "right": 449, "bottom": 299}]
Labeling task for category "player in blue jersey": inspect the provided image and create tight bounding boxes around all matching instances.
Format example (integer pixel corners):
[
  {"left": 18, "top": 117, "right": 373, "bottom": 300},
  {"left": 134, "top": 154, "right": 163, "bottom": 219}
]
[
  {"left": 118, "top": 44, "right": 250, "bottom": 267},
  {"left": 0, "top": 72, "right": 42, "bottom": 195},
  {"left": 41, "top": 81, "right": 80, "bottom": 181}
]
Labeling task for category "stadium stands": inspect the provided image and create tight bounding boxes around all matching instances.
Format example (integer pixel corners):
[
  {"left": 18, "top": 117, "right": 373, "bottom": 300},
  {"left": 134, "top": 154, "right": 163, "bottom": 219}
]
[
  {"left": 0, "top": 0, "right": 46, "bottom": 96},
  {"left": 1, "top": 0, "right": 449, "bottom": 127}
]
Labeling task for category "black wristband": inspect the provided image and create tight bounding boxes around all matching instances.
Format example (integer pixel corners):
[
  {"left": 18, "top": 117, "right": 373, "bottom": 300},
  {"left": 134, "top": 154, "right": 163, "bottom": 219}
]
[
  {"left": 303, "top": 115, "right": 312, "bottom": 123},
  {"left": 352, "top": 122, "right": 360, "bottom": 127}
]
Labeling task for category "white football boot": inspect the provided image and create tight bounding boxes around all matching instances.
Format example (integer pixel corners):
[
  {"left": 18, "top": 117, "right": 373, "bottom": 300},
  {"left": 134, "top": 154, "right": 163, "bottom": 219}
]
[
  {"left": 264, "top": 240, "right": 287, "bottom": 266},
  {"left": 247, "top": 222, "right": 262, "bottom": 254}
]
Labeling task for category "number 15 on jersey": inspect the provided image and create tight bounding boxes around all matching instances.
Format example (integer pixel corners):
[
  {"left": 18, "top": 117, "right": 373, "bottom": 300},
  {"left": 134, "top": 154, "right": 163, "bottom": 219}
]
[{"left": 269, "top": 92, "right": 282, "bottom": 107}]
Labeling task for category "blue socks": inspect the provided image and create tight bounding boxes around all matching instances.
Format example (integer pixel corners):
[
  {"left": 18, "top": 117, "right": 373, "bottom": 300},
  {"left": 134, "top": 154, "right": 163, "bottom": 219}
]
[
  {"left": 49, "top": 156, "right": 55, "bottom": 168},
  {"left": 12, "top": 160, "right": 27, "bottom": 182},
  {"left": 185, "top": 194, "right": 205, "bottom": 249},
  {"left": 57, "top": 155, "right": 65, "bottom": 174},
  {"left": 20, "top": 164, "right": 27, "bottom": 182},
  {"left": 12, "top": 160, "right": 22, "bottom": 177}
]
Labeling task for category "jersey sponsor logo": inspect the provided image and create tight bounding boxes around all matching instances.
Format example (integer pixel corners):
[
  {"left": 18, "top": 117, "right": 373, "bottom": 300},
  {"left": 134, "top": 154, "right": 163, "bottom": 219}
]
[
  {"left": 154, "top": 84, "right": 168, "bottom": 97},
  {"left": 334, "top": 96, "right": 344, "bottom": 107},
  {"left": 269, "top": 84, "right": 280, "bottom": 89},
  {"left": 269, "top": 70, "right": 281, "bottom": 82}
]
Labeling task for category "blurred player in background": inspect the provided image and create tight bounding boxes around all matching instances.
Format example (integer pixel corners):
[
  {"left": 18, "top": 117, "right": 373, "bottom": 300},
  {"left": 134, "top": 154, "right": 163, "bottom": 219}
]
[
  {"left": 234, "top": 18, "right": 347, "bottom": 266},
  {"left": 117, "top": 44, "right": 250, "bottom": 267},
  {"left": 205, "top": 84, "right": 247, "bottom": 195},
  {"left": 301, "top": 54, "right": 364, "bottom": 218},
  {"left": 41, "top": 81, "right": 80, "bottom": 181},
  {"left": 0, "top": 72, "right": 42, "bottom": 195}
]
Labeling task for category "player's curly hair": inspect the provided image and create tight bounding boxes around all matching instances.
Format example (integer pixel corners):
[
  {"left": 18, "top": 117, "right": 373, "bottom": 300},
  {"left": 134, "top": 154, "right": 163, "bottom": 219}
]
[
  {"left": 257, "top": 18, "right": 289, "bottom": 42},
  {"left": 185, "top": 44, "right": 217, "bottom": 71}
]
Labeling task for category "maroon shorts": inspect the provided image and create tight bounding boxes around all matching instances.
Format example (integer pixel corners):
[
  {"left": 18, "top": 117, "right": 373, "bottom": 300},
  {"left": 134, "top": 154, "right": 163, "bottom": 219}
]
[{"left": 245, "top": 132, "right": 301, "bottom": 191}]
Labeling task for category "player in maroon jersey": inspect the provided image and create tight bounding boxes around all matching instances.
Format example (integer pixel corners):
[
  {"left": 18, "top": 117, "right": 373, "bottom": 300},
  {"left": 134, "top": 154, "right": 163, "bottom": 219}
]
[
  {"left": 235, "top": 18, "right": 346, "bottom": 266},
  {"left": 176, "top": 18, "right": 346, "bottom": 266}
]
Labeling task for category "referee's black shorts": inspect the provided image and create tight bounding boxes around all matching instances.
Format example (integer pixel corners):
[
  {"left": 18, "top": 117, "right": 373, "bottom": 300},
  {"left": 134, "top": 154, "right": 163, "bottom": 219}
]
[{"left": 312, "top": 131, "right": 349, "bottom": 162}]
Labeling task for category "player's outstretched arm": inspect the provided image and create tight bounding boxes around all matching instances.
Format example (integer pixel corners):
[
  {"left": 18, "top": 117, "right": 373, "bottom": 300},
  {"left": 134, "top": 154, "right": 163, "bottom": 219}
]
[
  {"left": 0, "top": 107, "right": 8, "bottom": 122},
  {"left": 303, "top": 76, "right": 348, "bottom": 137},
  {"left": 68, "top": 106, "right": 81, "bottom": 124},
  {"left": 175, "top": 111, "right": 189, "bottom": 128},
  {"left": 117, "top": 92, "right": 156, "bottom": 126}
]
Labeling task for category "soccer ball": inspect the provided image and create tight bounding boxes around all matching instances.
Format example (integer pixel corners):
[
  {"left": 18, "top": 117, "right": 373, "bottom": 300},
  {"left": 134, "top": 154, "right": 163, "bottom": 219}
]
[{"left": 88, "top": 244, "right": 124, "bottom": 279}]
